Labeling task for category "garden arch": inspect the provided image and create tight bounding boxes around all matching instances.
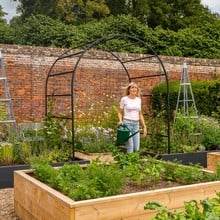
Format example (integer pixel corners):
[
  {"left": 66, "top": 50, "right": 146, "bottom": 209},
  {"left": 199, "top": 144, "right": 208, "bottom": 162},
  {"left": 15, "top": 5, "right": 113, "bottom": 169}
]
[{"left": 45, "top": 34, "right": 170, "bottom": 159}]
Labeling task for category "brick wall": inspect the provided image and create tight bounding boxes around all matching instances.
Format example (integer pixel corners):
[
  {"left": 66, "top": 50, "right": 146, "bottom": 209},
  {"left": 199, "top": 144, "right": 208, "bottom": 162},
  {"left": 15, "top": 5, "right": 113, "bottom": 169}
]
[{"left": 0, "top": 44, "right": 219, "bottom": 123}]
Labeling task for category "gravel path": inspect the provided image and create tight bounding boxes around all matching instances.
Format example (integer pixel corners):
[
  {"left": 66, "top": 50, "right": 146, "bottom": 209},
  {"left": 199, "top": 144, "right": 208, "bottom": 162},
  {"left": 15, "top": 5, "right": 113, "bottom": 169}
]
[{"left": 0, "top": 188, "right": 20, "bottom": 220}]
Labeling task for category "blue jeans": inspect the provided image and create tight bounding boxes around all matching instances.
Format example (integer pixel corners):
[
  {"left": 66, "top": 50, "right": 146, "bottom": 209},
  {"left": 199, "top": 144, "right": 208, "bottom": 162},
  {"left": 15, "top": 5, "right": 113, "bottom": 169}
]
[{"left": 123, "top": 119, "right": 140, "bottom": 153}]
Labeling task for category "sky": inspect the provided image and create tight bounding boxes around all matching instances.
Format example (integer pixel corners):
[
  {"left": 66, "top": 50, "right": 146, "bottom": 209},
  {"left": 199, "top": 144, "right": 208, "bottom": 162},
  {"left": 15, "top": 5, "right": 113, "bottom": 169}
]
[
  {"left": 201, "top": 0, "right": 220, "bottom": 13},
  {"left": 1, "top": 0, "right": 220, "bottom": 23},
  {"left": 1, "top": 0, "right": 19, "bottom": 23}
]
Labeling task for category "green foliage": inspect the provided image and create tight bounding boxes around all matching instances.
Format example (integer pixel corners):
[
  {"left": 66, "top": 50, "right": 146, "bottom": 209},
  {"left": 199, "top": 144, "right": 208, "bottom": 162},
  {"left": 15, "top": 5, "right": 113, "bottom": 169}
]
[
  {"left": 0, "top": 143, "right": 17, "bottom": 165},
  {"left": 0, "top": 112, "right": 74, "bottom": 165},
  {"left": 32, "top": 160, "right": 126, "bottom": 201},
  {"left": 0, "top": 5, "right": 7, "bottom": 24},
  {"left": 31, "top": 162, "right": 57, "bottom": 184},
  {"left": 17, "top": 0, "right": 110, "bottom": 25},
  {"left": 0, "top": 23, "right": 15, "bottom": 44},
  {"left": 17, "top": 141, "right": 32, "bottom": 164},
  {"left": 0, "top": 12, "right": 219, "bottom": 59},
  {"left": 31, "top": 152, "right": 218, "bottom": 201},
  {"left": 170, "top": 163, "right": 205, "bottom": 184},
  {"left": 150, "top": 80, "right": 220, "bottom": 153},
  {"left": 140, "top": 119, "right": 169, "bottom": 154},
  {"left": 146, "top": 0, "right": 207, "bottom": 31},
  {"left": 16, "top": 0, "right": 218, "bottom": 31},
  {"left": 170, "top": 114, "right": 220, "bottom": 152},
  {"left": 171, "top": 114, "right": 201, "bottom": 149},
  {"left": 152, "top": 80, "right": 220, "bottom": 120},
  {"left": 72, "top": 15, "right": 149, "bottom": 51},
  {"left": 200, "top": 116, "right": 220, "bottom": 150},
  {"left": 145, "top": 192, "right": 220, "bottom": 219},
  {"left": 73, "top": 103, "right": 119, "bottom": 154},
  {"left": 13, "top": 14, "right": 75, "bottom": 48},
  {"left": 74, "top": 125, "right": 115, "bottom": 153}
]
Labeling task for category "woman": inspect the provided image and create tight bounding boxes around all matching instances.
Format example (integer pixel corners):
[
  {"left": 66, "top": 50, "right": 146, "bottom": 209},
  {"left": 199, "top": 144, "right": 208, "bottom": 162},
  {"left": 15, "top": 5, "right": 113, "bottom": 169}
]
[{"left": 118, "top": 82, "right": 147, "bottom": 153}]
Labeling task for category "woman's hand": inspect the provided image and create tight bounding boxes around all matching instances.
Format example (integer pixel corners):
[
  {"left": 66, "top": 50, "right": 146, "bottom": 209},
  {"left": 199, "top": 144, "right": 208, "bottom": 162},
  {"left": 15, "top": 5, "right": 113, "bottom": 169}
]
[
  {"left": 143, "top": 127, "right": 147, "bottom": 137},
  {"left": 117, "top": 121, "right": 123, "bottom": 127}
]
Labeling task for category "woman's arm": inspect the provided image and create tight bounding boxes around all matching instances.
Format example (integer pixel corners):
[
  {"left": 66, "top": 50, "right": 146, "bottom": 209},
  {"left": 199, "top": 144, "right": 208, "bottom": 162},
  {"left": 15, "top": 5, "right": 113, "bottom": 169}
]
[
  {"left": 118, "top": 108, "right": 123, "bottom": 125},
  {"left": 139, "top": 111, "right": 147, "bottom": 137}
]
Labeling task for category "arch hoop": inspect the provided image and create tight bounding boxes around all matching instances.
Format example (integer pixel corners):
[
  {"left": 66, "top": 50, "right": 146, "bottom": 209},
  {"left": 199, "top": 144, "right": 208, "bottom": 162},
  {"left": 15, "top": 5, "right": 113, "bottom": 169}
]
[{"left": 45, "top": 34, "right": 171, "bottom": 159}]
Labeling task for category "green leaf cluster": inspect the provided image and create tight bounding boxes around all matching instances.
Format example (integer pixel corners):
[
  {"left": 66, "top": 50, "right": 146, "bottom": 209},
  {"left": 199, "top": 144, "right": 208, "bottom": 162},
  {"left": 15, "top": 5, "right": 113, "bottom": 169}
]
[
  {"left": 32, "top": 160, "right": 126, "bottom": 201},
  {"left": 31, "top": 152, "right": 219, "bottom": 201},
  {"left": 145, "top": 192, "right": 220, "bottom": 220}
]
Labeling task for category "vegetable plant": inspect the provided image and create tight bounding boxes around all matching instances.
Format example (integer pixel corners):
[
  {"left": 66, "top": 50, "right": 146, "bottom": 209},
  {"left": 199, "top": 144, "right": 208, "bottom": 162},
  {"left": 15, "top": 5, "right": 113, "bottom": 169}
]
[
  {"left": 31, "top": 149, "right": 219, "bottom": 201},
  {"left": 145, "top": 192, "right": 220, "bottom": 219}
]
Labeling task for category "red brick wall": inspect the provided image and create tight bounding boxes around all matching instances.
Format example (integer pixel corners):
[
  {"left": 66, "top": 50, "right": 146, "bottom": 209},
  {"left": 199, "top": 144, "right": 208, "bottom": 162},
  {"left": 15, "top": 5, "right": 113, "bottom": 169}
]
[{"left": 0, "top": 44, "right": 219, "bottom": 123}]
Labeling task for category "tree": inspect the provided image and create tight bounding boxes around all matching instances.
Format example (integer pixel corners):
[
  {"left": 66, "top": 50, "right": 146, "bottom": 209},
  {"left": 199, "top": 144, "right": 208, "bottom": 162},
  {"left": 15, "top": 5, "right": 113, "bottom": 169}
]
[
  {"left": 17, "top": 0, "right": 110, "bottom": 24},
  {"left": 0, "top": 5, "right": 7, "bottom": 24},
  {"left": 145, "top": 0, "right": 213, "bottom": 31},
  {"left": 106, "top": 0, "right": 128, "bottom": 15}
]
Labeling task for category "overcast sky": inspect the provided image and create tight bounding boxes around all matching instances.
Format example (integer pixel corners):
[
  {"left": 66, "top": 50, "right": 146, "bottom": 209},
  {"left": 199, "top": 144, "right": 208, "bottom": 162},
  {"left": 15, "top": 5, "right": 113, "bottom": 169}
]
[
  {"left": 201, "top": 0, "right": 220, "bottom": 13},
  {"left": 1, "top": 0, "right": 220, "bottom": 23},
  {"left": 1, "top": 0, "right": 19, "bottom": 22}
]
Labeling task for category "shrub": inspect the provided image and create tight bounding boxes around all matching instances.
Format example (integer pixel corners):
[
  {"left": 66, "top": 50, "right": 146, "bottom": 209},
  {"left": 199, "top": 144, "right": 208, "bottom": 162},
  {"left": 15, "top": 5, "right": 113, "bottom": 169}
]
[
  {"left": 0, "top": 143, "right": 17, "bottom": 165},
  {"left": 152, "top": 80, "right": 220, "bottom": 121},
  {"left": 200, "top": 116, "right": 220, "bottom": 150}
]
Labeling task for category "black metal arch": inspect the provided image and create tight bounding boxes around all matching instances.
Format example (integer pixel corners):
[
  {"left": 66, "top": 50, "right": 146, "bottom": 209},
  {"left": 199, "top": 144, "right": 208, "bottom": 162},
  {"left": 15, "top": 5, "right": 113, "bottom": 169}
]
[{"left": 45, "top": 34, "right": 171, "bottom": 159}]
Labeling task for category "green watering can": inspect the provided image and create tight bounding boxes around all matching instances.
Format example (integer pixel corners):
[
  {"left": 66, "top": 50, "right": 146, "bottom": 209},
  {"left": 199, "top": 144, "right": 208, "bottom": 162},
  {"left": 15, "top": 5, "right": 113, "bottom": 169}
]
[{"left": 116, "top": 124, "right": 139, "bottom": 146}]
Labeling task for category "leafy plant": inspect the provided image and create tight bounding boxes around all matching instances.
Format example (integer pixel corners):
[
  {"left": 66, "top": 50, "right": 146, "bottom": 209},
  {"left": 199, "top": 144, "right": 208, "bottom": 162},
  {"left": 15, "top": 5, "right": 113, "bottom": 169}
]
[
  {"left": 144, "top": 192, "right": 220, "bottom": 219},
  {"left": 171, "top": 113, "right": 201, "bottom": 150},
  {"left": 140, "top": 114, "right": 169, "bottom": 154},
  {"left": 32, "top": 159, "right": 126, "bottom": 201},
  {"left": 171, "top": 163, "right": 205, "bottom": 184},
  {"left": 200, "top": 116, "right": 220, "bottom": 150},
  {"left": 0, "top": 143, "right": 17, "bottom": 165},
  {"left": 31, "top": 153, "right": 218, "bottom": 202}
]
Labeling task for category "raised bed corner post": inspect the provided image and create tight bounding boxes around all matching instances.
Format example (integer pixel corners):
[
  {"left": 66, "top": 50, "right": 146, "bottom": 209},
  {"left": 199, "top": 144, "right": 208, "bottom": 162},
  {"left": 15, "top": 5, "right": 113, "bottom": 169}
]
[{"left": 45, "top": 34, "right": 171, "bottom": 160}]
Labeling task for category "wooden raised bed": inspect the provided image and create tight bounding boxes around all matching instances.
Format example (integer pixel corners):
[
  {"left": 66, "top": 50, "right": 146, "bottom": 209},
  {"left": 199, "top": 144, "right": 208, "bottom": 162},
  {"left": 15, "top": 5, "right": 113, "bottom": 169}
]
[
  {"left": 14, "top": 169, "right": 220, "bottom": 220},
  {"left": 207, "top": 152, "right": 220, "bottom": 171}
]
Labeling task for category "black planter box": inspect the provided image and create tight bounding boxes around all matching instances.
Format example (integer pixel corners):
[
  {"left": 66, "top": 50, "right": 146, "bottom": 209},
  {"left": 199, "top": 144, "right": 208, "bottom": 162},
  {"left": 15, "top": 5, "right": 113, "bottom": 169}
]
[
  {"left": 0, "top": 157, "right": 90, "bottom": 189},
  {"left": 144, "top": 151, "right": 220, "bottom": 168},
  {"left": 160, "top": 152, "right": 208, "bottom": 167}
]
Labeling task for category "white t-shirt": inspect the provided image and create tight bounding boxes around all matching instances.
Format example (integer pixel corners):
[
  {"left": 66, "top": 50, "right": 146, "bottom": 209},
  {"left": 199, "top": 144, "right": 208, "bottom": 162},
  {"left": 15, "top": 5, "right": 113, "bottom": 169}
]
[{"left": 120, "top": 96, "right": 141, "bottom": 121}]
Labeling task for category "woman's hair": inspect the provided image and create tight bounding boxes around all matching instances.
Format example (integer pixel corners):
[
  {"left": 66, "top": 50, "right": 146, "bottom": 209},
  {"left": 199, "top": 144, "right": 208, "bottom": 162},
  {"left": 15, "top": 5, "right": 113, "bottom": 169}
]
[{"left": 125, "top": 82, "right": 141, "bottom": 97}]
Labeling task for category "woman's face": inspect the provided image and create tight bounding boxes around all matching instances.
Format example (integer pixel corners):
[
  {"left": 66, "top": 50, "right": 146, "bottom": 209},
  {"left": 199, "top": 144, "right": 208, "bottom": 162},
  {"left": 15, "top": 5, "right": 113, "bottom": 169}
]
[{"left": 129, "top": 84, "right": 138, "bottom": 95}]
